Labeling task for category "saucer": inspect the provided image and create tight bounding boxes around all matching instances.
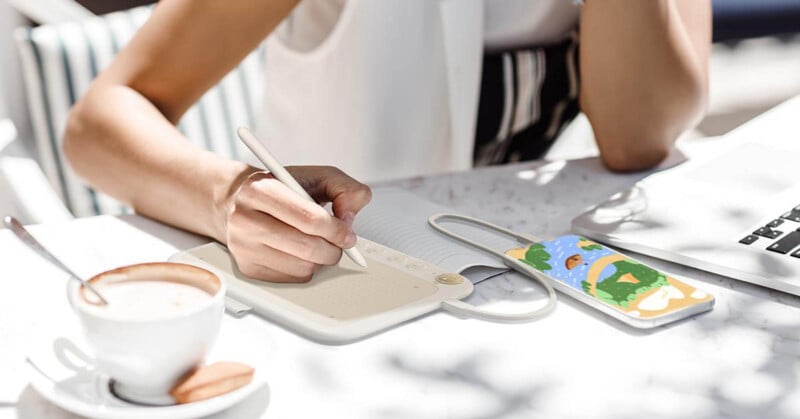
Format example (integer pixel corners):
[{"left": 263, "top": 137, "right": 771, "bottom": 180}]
[{"left": 26, "top": 333, "right": 267, "bottom": 419}]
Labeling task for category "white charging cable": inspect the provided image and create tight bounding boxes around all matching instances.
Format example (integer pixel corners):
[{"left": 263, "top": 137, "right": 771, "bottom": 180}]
[{"left": 428, "top": 213, "right": 557, "bottom": 322}]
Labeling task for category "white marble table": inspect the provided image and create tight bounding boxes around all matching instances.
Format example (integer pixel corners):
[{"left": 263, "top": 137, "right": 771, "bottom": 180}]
[{"left": 3, "top": 152, "right": 800, "bottom": 419}]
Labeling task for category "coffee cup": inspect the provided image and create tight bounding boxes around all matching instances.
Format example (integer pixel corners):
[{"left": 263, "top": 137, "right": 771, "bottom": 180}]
[{"left": 67, "top": 262, "right": 225, "bottom": 405}]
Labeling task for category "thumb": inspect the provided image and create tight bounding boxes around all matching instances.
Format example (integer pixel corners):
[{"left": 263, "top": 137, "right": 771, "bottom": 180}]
[{"left": 331, "top": 183, "right": 372, "bottom": 227}]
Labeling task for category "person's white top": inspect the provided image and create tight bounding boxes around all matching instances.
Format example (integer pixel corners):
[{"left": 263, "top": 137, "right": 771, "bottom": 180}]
[
  {"left": 484, "top": 0, "right": 581, "bottom": 51},
  {"left": 258, "top": 0, "right": 580, "bottom": 182}
]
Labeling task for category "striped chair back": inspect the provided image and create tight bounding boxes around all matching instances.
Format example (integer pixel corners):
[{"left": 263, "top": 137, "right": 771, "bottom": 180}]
[{"left": 14, "top": 6, "right": 265, "bottom": 217}]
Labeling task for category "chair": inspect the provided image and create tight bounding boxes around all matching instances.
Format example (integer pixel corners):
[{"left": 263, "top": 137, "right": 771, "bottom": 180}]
[
  {"left": 12, "top": 5, "right": 265, "bottom": 218},
  {"left": 0, "top": 117, "right": 73, "bottom": 222}
]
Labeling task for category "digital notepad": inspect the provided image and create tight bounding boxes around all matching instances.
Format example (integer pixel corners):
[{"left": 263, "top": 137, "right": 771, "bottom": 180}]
[{"left": 169, "top": 239, "right": 473, "bottom": 343}]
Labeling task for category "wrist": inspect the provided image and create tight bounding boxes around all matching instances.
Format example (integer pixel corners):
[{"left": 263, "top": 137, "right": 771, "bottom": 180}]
[{"left": 212, "top": 162, "right": 261, "bottom": 243}]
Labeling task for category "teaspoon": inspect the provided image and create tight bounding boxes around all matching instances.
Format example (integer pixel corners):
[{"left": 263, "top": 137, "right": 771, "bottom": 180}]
[{"left": 4, "top": 215, "right": 109, "bottom": 305}]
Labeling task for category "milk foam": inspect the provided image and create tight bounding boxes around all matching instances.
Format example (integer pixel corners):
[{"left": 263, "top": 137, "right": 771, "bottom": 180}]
[{"left": 83, "top": 280, "right": 213, "bottom": 320}]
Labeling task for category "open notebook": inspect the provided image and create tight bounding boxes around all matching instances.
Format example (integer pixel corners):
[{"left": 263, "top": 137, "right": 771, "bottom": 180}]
[{"left": 354, "top": 187, "right": 515, "bottom": 283}]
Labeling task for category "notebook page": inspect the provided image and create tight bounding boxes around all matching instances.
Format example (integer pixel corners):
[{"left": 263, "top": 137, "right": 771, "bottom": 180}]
[{"left": 353, "top": 187, "right": 518, "bottom": 282}]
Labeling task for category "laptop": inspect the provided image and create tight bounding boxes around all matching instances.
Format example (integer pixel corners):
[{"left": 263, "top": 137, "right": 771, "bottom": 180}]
[{"left": 571, "top": 97, "right": 800, "bottom": 295}]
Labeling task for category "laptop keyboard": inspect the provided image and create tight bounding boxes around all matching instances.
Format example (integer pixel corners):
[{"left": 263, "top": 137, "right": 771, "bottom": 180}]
[{"left": 739, "top": 204, "right": 800, "bottom": 257}]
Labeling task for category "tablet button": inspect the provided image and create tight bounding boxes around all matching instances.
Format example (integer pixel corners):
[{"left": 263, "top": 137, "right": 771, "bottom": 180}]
[
  {"left": 436, "top": 273, "right": 464, "bottom": 285},
  {"left": 405, "top": 262, "right": 424, "bottom": 271}
]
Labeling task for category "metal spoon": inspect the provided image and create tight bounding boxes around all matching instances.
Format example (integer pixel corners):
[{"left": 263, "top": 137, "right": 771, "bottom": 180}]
[{"left": 4, "top": 215, "right": 109, "bottom": 305}]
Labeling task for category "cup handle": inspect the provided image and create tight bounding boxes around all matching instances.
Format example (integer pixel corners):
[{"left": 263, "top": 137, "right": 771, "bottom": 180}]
[{"left": 53, "top": 337, "right": 96, "bottom": 373}]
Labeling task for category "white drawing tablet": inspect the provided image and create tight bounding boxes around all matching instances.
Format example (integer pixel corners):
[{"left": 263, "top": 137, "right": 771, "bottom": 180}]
[{"left": 169, "top": 238, "right": 473, "bottom": 344}]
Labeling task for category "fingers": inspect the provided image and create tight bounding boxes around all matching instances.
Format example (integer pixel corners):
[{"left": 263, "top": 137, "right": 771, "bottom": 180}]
[
  {"left": 227, "top": 212, "right": 337, "bottom": 283},
  {"left": 224, "top": 167, "right": 371, "bottom": 283},
  {"left": 229, "top": 208, "right": 343, "bottom": 266},
  {"left": 240, "top": 175, "right": 356, "bottom": 249},
  {"left": 331, "top": 184, "right": 372, "bottom": 227},
  {"left": 287, "top": 166, "right": 372, "bottom": 224}
]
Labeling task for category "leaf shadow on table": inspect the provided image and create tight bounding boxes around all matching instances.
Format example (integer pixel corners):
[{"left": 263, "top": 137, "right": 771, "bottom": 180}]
[
  {"left": 467, "top": 246, "right": 800, "bottom": 417},
  {"left": 649, "top": 304, "right": 800, "bottom": 419},
  {"left": 378, "top": 352, "right": 550, "bottom": 419},
  {"left": 389, "top": 153, "right": 685, "bottom": 241},
  {"left": 378, "top": 153, "right": 800, "bottom": 418},
  {"left": 623, "top": 259, "right": 800, "bottom": 419},
  {"left": 375, "top": 289, "right": 800, "bottom": 419}
]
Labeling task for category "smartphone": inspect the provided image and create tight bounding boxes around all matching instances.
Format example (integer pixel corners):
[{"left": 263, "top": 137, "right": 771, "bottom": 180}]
[{"left": 503, "top": 235, "right": 714, "bottom": 328}]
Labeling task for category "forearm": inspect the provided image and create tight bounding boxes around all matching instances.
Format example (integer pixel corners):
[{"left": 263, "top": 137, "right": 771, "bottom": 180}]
[
  {"left": 60, "top": 0, "right": 375, "bottom": 283},
  {"left": 580, "top": 0, "right": 711, "bottom": 171},
  {"left": 64, "top": 83, "right": 255, "bottom": 242}
]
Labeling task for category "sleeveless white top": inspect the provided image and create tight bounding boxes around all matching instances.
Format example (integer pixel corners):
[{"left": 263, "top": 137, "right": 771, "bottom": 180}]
[{"left": 259, "top": 0, "right": 579, "bottom": 182}]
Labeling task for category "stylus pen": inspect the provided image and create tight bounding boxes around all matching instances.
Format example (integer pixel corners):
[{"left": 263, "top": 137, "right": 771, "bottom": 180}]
[{"left": 236, "top": 127, "right": 368, "bottom": 268}]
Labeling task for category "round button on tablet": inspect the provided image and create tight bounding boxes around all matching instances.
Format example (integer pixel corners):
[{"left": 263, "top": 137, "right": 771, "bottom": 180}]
[{"left": 436, "top": 273, "right": 464, "bottom": 285}]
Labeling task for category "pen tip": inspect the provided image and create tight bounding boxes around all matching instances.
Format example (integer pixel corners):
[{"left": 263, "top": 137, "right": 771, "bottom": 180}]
[{"left": 347, "top": 249, "right": 368, "bottom": 268}]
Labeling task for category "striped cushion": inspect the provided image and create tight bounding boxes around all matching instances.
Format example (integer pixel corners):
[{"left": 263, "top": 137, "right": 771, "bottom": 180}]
[{"left": 14, "top": 6, "right": 265, "bottom": 217}]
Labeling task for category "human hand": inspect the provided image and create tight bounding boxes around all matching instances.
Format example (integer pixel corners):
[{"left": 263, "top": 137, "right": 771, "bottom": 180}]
[{"left": 224, "top": 166, "right": 372, "bottom": 282}]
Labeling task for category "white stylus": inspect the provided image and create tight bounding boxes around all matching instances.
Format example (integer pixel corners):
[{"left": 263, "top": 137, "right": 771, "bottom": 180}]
[{"left": 236, "top": 127, "right": 368, "bottom": 268}]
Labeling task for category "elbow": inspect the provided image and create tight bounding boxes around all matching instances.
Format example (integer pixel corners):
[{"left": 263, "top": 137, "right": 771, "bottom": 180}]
[
  {"left": 587, "top": 74, "right": 707, "bottom": 173},
  {"left": 586, "top": 104, "right": 677, "bottom": 172},
  {"left": 598, "top": 140, "right": 671, "bottom": 172},
  {"left": 589, "top": 108, "right": 678, "bottom": 172}
]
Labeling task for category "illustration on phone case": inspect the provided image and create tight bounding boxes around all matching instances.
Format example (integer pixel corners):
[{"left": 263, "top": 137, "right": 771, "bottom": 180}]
[{"left": 506, "top": 235, "right": 713, "bottom": 319}]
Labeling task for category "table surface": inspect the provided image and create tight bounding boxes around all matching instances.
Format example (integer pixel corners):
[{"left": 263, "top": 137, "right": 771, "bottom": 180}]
[{"left": 3, "top": 144, "right": 800, "bottom": 419}]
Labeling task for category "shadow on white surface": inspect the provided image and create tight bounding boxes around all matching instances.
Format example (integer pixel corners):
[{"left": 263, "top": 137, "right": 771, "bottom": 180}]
[
  {"left": 389, "top": 152, "right": 687, "bottom": 242},
  {"left": 372, "top": 151, "right": 800, "bottom": 419},
  {"left": 370, "top": 300, "right": 800, "bottom": 419}
]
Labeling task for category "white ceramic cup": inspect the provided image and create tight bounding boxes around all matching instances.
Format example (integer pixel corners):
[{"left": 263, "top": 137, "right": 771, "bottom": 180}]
[{"left": 68, "top": 262, "right": 225, "bottom": 405}]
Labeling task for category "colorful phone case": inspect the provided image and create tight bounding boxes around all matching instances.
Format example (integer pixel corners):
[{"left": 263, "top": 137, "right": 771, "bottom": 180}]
[{"left": 504, "top": 235, "right": 714, "bottom": 328}]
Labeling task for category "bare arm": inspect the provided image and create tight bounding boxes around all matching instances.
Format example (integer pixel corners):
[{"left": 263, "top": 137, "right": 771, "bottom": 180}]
[
  {"left": 579, "top": 0, "right": 711, "bottom": 171},
  {"left": 64, "top": 0, "right": 371, "bottom": 282}
]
